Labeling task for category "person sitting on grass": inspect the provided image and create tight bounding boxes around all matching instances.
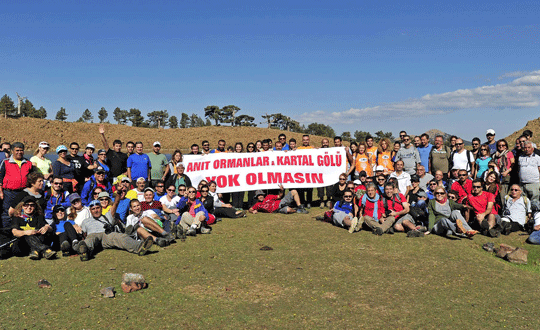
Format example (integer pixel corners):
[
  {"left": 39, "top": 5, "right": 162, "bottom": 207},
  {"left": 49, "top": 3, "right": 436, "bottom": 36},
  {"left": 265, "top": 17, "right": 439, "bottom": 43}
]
[
  {"left": 125, "top": 199, "right": 174, "bottom": 247},
  {"left": 173, "top": 187, "right": 211, "bottom": 237},
  {"left": 450, "top": 169, "right": 472, "bottom": 203},
  {"left": 77, "top": 199, "right": 153, "bottom": 261},
  {"left": 500, "top": 184, "right": 531, "bottom": 235},
  {"left": 249, "top": 185, "right": 309, "bottom": 215},
  {"left": 357, "top": 183, "right": 387, "bottom": 235},
  {"left": 378, "top": 182, "right": 425, "bottom": 237},
  {"left": 428, "top": 186, "right": 477, "bottom": 239},
  {"left": 208, "top": 181, "right": 246, "bottom": 218},
  {"left": 53, "top": 205, "right": 82, "bottom": 257},
  {"left": 331, "top": 190, "right": 359, "bottom": 233},
  {"left": 464, "top": 178, "right": 502, "bottom": 237},
  {"left": 11, "top": 196, "right": 56, "bottom": 260}
]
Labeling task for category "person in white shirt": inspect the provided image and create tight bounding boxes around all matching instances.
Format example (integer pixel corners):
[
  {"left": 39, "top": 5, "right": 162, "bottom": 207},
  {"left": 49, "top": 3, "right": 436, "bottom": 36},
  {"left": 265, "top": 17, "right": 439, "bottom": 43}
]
[{"left": 389, "top": 160, "right": 412, "bottom": 196}]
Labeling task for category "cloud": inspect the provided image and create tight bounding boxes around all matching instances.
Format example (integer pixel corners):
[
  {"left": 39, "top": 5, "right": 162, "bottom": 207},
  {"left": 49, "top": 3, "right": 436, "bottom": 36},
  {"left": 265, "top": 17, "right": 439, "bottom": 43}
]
[
  {"left": 298, "top": 70, "right": 540, "bottom": 124},
  {"left": 498, "top": 71, "right": 533, "bottom": 80}
]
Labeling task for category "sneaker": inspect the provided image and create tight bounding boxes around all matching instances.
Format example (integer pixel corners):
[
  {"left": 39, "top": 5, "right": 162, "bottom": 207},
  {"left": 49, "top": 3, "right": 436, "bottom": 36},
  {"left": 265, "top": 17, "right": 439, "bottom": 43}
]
[
  {"left": 480, "top": 219, "right": 490, "bottom": 230},
  {"left": 296, "top": 207, "right": 309, "bottom": 214},
  {"left": 78, "top": 241, "right": 90, "bottom": 262},
  {"left": 155, "top": 237, "right": 170, "bottom": 247},
  {"left": 373, "top": 227, "right": 383, "bottom": 236},
  {"left": 348, "top": 217, "right": 358, "bottom": 233},
  {"left": 387, "top": 227, "right": 395, "bottom": 235},
  {"left": 455, "top": 219, "right": 467, "bottom": 234},
  {"left": 28, "top": 250, "right": 40, "bottom": 260},
  {"left": 488, "top": 227, "right": 501, "bottom": 238},
  {"left": 137, "top": 236, "right": 153, "bottom": 256},
  {"left": 61, "top": 241, "right": 71, "bottom": 257},
  {"left": 164, "top": 233, "right": 176, "bottom": 243},
  {"left": 319, "top": 202, "right": 325, "bottom": 209},
  {"left": 326, "top": 201, "right": 332, "bottom": 209},
  {"left": 186, "top": 227, "right": 197, "bottom": 236},
  {"left": 43, "top": 249, "right": 57, "bottom": 260},
  {"left": 406, "top": 230, "right": 424, "bottom": 238},
  {"left": 200, "top": 226, "right": 212, "bottom": 234}
]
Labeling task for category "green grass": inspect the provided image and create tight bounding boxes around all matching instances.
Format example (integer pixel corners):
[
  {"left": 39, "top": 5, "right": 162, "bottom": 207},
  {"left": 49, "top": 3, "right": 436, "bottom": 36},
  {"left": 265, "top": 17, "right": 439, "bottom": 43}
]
[{"left": 1, "top": 211, "right": 540, "bottom": 329}]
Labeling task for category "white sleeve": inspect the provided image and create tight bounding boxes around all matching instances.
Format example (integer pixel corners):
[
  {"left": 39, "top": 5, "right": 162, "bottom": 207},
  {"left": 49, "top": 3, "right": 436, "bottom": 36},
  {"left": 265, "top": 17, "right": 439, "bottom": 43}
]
[{"left": 74, "top": 208, "right": 91, "bottom": 226}]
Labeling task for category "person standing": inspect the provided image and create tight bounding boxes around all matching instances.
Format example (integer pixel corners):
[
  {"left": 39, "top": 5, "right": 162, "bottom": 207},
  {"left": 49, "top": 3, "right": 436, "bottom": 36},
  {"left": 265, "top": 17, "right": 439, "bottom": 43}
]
[
  {"left": 395, "top": 135, "right": 420, "bottom": 175},
  {"left": 417, "top": 133, "right": 433, "bottom": 172},
  {"left": 518, "top": 141, "right": 540, "bottom": 202},
  {"left": 147, "top": 141, "right": 168, "bottom": 187},
  {"left": 30, "top": 142, "right": 52, "bottom": 181},
  {"left": 127, "top": 142, "right": 151, "bottom": 182},
  {"left": 450, "top": 139, "right": 475, "bottom": 176},
  {"left": 485, "top": 129, "right": 497, "bottom": 155},
  {"left": 0, "top": 142, "right": 34, "bottom": 228},
  {"left": 99, "top": 124, "right": 128, "bottom": 181}
]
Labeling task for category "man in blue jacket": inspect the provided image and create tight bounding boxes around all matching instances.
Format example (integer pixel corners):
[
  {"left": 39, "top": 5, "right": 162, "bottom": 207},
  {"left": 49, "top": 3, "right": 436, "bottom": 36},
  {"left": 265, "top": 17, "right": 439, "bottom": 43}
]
[
  {"left": 81, "top": 167, "right": 112, "bottom": 205},
  {"left": 44, "top": 176, "right": 71, "bottom": 224},
  {"left": 173, "top": 187, "right": 210, "bottom": 237}
]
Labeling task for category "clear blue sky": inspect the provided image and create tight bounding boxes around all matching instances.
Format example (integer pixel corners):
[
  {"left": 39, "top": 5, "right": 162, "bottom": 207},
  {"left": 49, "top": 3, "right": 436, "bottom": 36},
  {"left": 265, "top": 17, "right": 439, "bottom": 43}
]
[{"left": 1, "top": 0, "right": 539, "bottom": 142}]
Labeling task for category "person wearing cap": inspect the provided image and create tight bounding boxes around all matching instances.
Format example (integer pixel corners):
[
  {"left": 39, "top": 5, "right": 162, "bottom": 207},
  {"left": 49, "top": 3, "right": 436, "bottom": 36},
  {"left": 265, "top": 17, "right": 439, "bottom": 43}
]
[
  {"left": 96, "top": 149, "right": 111, "bottom": 181},
  {"left": 389, "top": 160, "right": 412, "bottom": 196},
  {"left": 0, "top": 142, "right": 34, "bottom": 228},
  {"left": 127, "top": 141, "right": 151, "bottom": 182},
  {"left": 71, "top": 193, "right": 91, "bottom": 232},
  {"left": 52, "top": 145, "right": 77, "bottom": 193},
  {"left": 126, "top": 177, "right": 147, "bottom": 202},
  {"left": 43, "top": 176, "right": 71, "bottom": 224},
  {"left": 10, "top": 196, "right": 56, "bottom": 260},
  {"left": 76, "top": 198, "right": 153, "bottom": 261},
  {"left": 52, "top": 204, "right": 81, "bottom": 257},
  {"left": 30, "top": 141, "right": 52, "bottom": 180},
  {"left": 97, "top": 191, "right": 113, "bottom": 214},
  {"left": 415, "top": 165, "right": 434, "bottom": 191},
  {"left": 248, "top": 184, "right": 308, "bottom": 215},
  {"left": 80, "top": 166, "right": 112, "bottom": 206},
  {"left": 407, "top": 175, "right": 424, "bottom": 205},
  {"left": 147, "top": 141, "right": 168, "bottom": 188},
  {"left": 99, "top": 124, "right": 128, "bottom": 179},
  {"left": 485, "top": 129, "right": 497, "bottom": 155}
]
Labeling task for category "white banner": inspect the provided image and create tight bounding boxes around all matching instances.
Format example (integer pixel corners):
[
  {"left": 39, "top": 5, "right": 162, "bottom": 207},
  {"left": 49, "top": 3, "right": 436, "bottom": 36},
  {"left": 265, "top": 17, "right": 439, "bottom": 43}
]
[{"left": 184, "top": 147, "right": 347, "bottom": 193}]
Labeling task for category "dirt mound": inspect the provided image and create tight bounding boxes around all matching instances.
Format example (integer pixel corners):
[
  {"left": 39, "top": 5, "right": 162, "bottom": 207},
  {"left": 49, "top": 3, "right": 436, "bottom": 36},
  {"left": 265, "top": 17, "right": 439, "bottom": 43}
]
[
  {"left": 505, "top": 117, "right": 540, "bottom": 146},
  {"left": 0, "top": 117, "right": 332, "bottom": 153}
]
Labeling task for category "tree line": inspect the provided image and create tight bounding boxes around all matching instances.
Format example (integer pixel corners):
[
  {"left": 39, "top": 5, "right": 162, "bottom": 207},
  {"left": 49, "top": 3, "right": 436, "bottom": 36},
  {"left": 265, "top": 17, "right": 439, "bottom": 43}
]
[{"left": 0, "top": 94, "right": 394, "bottom": 141}]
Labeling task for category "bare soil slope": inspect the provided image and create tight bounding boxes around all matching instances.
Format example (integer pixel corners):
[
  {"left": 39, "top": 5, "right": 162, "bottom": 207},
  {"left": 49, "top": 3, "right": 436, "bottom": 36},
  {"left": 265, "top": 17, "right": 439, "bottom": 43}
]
[
  {"left": 0, "top": 117, "right": 332, "bottom": 153},
  {"left": 505, "top": 116, "right": 540, "bottom": 146}
]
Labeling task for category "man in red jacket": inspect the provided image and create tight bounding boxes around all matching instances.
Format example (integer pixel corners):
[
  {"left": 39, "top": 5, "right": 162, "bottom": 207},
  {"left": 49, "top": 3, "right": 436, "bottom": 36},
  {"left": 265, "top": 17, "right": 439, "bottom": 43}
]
[{"left": 0, "top": 142, "right": 34, "bottom": 228}]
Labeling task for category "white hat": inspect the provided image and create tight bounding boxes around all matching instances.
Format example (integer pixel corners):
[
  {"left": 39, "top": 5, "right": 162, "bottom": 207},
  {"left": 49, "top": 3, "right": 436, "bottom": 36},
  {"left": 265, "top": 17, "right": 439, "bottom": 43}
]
[
  {"left": 486, "top": 129, "right": 496, "bottom": 135},
  {"left": 38, "top": 141, "right": 50, "bottom": 148},
  {"left": 153, "top": 141, "right": 161, "bottom": 147},
  {"left": 353, "top": 179, "right": 362, "bottom": 185},
  {"left": 86, "top": 143, "right": 95, "bottom": 150},
  {"left": 375, "top": 165, "right": 385, "bottom": 172}
]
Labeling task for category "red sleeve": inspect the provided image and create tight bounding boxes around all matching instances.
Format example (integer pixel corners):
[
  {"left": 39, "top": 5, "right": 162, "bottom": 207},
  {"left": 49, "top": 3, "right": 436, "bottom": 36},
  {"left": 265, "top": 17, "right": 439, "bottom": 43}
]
[
  {"left": 487, "top": 192, "right": 495, "bottom": 204},
  {"left": 252, "top": 202, "right": 261, "bottom": 211}
]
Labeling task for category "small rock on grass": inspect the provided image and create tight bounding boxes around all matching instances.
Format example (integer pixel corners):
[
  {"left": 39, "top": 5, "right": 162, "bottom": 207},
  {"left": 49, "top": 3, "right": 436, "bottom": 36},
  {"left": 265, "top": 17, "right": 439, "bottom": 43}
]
[
  {"left": 506, "top": 248, "right": 528, "bottom": 264},
  {"left": 495, "top": 243, "right": 516, "bottom": 258},
  {"left": 37, "top": 279, "right": 51, "bottom": 288},
  {"left": 482, "top": 242, "right": 495, "bottom": 252},
  {"left": 121, "top": 273, "right": 147, "bottom": 293},
  {"left": 260, "top": 246, "right": 273, "bottom": 251},
  {"left": 100, "top": 287, "right": 116, "bottom": 298}
]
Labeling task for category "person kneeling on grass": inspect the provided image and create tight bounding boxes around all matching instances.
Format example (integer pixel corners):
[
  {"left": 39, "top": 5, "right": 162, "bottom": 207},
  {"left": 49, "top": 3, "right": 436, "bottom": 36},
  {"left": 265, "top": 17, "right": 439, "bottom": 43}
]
[
  {"left": 173, "top": 187, "right": 211, "bottom": 237},
  {"left": 428, "top": 186, "right": 478, "bottom": 239},
  {"left": 11, "top": 196, "right": 56, "bottom": 260},
  {"left": 248, "top": 184, "right": 309, "bottom": 215},
  {"left": 125, "top": 199, "right": 175, "bottom": 247},
  {"left": 77, "top": 199, "right": 153, "bottom": 261}
]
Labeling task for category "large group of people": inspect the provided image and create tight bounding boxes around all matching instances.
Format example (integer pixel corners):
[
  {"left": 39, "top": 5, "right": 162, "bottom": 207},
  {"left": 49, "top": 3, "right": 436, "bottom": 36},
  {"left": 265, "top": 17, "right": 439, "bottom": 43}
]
[{"left": 1, "top": 124, "right": 539, "bottom": 262}]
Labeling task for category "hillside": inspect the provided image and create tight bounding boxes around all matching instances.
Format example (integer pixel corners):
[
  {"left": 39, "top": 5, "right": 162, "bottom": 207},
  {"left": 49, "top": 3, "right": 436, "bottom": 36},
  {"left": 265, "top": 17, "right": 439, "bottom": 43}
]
[
  {"left": 505, "top": 117, "right": 540, "bottom": 146},
  {"left": 424, "top": 129, "right": 472, "bottom": 146},
  {"left": 0, "top": 117, "right": 332, "bottom": 153}
]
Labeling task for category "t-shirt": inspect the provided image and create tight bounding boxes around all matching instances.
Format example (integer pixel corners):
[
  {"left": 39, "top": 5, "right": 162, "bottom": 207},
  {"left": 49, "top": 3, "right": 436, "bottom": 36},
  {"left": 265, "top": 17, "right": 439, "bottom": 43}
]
[
  {"left": 126, "top": 210, "right": 156, "bottom": 227},
  {"left": 66, "top": 154, "right": 88, "bottom": 184},
  {"left": 383, "top": 193, "right": 406, "bottom": 212},
  {"left": 395, "top": 146, "right": 421, "bottom": 175},
  {"left": 466, "top": 192, "right": 497, "bottom": 216},
  {"left": 80, "top": 212, "right": 115, "bottom": 234},
  {"left": 366, "top": 146, "right": 378, "bottom": 167},
  {"left": 30, "top": 156, "right": 52, "bottom": 176},
  {"left": 430, "top": 146, "right": 451, "bottom": 174},
  {"left": 147, "top": 152, "right": 168, "bottom": 180},
  {"left": 74, "top": 207, "right": 91, "bottom": 226},
  {"left": 126, "top": 188, "right": 145, "bottom": 202},
  {"left": 451, "top": 150, "right": 475, "bottom": 173},
  {"left": 475, "top": 157, "right": 492, "bottom": 179},
  {"left": 377, "top": 151, "right": 394, "bottom": 172},
  {"left": 389, "top": 171, "right": 411, "bottom": 195},
  {"left": 487, "top": 142, "right": 497, "bottom": 155},
  {"left": 450, "top": 180, "right": 472, "bottom": 203},
  {"left": 417, "top": 144, "right": 433, "bottom": 171},
  {"left": 11, "top": 215, "right": 47, "bottom": 231},
  {"left": 127, "top": 153, "right": 151, "bottom": 181},
  {"left": 355, "top": 154, "right": 373, "bottom": 176},
  {"left": 106, "top": 149, "right": 128, "bottom": 178},
  {"left": 418, "top": 173, "right": 434, "bottom": 191},
  {"left": 160, "top": 195, "right": 180, "bottom": 210},
  {"left": 518, "top": 153, "right": 540, "bottom": 184},
  {"left": 251, "top": 195, "right": 281, "bottom": 213}
]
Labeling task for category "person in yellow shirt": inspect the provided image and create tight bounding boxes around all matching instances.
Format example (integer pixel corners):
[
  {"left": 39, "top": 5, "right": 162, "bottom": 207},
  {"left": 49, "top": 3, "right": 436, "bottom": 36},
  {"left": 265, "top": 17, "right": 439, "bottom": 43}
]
[{"left": 366, "top": 136, "right": 378, "bottom": 169}]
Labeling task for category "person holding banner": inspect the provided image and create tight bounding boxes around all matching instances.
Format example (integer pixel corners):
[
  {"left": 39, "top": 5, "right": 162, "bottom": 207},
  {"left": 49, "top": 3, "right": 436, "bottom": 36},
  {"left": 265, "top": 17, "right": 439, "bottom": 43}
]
[{"left": 249, "top": 184, "right": 308, "bottom": 214}]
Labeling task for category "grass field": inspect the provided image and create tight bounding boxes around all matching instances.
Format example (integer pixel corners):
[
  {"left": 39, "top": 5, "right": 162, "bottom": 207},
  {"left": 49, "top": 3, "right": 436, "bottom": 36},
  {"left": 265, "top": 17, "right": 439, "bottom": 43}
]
[{"left": 1, "top": 210, "right": 539, "bottom": 329}]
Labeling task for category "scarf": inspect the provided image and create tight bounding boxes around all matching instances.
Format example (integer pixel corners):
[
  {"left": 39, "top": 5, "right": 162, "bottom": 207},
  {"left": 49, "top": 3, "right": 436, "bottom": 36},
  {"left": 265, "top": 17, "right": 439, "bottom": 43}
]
[
  {"left": 362, "top": 193, "right": 380, "bottom": 220},
  {"left": 493, "top": 149, "right": 509, "bottom": 171},
  {"left": 84, "top": 153, "right": 94, "bottom": 164},
  {"left": 436, "top": 197, "right": 448, "bottom": 205}
]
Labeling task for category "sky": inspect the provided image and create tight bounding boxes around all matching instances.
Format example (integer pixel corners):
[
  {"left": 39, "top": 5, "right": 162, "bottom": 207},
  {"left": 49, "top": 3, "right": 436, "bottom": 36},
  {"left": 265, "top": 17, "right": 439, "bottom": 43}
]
[{"left": 1, "top": 0, "right": 539, "bottom": 142}]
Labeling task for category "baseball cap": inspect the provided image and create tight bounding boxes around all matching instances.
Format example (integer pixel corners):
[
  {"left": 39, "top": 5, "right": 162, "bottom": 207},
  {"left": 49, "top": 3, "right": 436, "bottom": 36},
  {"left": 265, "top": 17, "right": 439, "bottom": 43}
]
[
  {"left": 88, "top": 200, "right": 101, "bottom": 208},
  {"left": 255, "top": 190, "right": 265, "bottom": 197},
  {"left": 410, "top": 175, "right": 420, "bottom": 182},
  {"left": 486, "top": 129, "right": 496, "bottom": 136},
  {"left": 98, "top": 149, "right": 106, "bottom": 155},
  {"left": 121, "top": 176, "right": 131, "bottom": 183},
  {"left": 21, "top": 195, "right": 37, "bottom": 204},
  {"left": 417, "top": 191, "right": 428, "bottom": 198},
  {"left": 144, "top": 187, "right": 155, "bottom": 193},
  {"left": 136, "top": 177, "right": 146, "bottom": 183},
  {"left": 56, "top": 145, "right": 68, "bottom": 154},
  {"left": 94, "top": 166, "right": 106, "bottom": 174},
  {"left": 353, "top": 179, "right": 362, "bottom": 185},
  {"left": 52, "top": 205, "right": 66, "bottom": 213},
  {"left": 86, "top": 143, "right": 95, "bottom": 150},
  {"left": 38, "top": 141, "right": 50, "bottom": 149},
  {"left": 375, "top": 165, "right": 385, "bottom": 172},
  {"left": 68, "top": 193, "right": 82, "bottom": 203},
  {"left": 153, "top": 141, "right": 161, "bottom": 147},
  {"left": 97, "top": 192, "right": 110, "bottom": 199}
]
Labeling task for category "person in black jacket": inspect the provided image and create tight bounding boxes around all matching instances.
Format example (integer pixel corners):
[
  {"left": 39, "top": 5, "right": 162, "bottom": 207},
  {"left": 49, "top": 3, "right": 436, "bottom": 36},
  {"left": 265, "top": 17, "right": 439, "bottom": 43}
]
[{"left": 165, "top": 163, "right": 192, "bottom": 193}]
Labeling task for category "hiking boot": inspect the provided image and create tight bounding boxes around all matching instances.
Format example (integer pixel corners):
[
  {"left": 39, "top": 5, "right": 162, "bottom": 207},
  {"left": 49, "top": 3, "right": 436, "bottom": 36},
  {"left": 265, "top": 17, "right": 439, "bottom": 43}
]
[
  {"left": 186, "top": 227, "right": 197, "bottom": 236},
  {"left": 297, "top": 207, "right": 309, "bottom": 214},
  {"left": 348, "top": 217, "right": 358, "bottom": 233},
  {"left": 501, "top": 222, "right": 512, "bottom": 235},
  {"left": 164, "top": 233, "right": 176, "bottom": 243},
  {"left": 488, "top": 227, "right": 501, "bottom": 238},
  {"left": 170, "top": 223, "right": 178, "bottom": 238},
  {"left": 326, "top": 201, "right": 332, "bottom": 208},
  {"left": 480, "top": 219, "right": 490, "bottom": 230},
  {"left": 43, "top": 249, "right": 57, "bottom": 260},
  {"left": 78, "top": 241, "right": 90, "bottom": 262},
  {"left": 72, "top": 239, "right": 79, "bottom": 252},
  {"left": 137, "top": 237, "right": 153, "bottom": 256},
  {"left": 319, "top": 202, "right": 325, "bottom": 209},
  {"left": 455, "top": 219, "right": 467, "bottom": 234},
  {"left": 315, "top": 215, "right": 324, "bottom": 221},
  {"left": 373, "top": 227, "right": 383, "bottom": 236},
  {"left": 407, "top": 230, "right": 424, "bottom": 238},
  {"left": 29, "top": 250, "right": 40, "bottom": 260},
  {"left": 306, "top": 203, "right": 311, "bottom": 209},
  {"left": 200, "top": 226, "right": 212, "bottom": 234},
  {"left": 355, "top": 216, "right": 364, "bottom": 232},
  {"left": 177, "top": 226, "right": 187, "bottom": 240},
  {"left": 387, "top": 227, "right": 395, "bottom": 235},
  {"left": 61, "top": 241, "right": 71, "bottom": 257},
  {"left": 155, "top": 237, "right": 170, "bottom": 247},
  {"left": 125, "top": 225, "right": 134, "bottom": 236}
]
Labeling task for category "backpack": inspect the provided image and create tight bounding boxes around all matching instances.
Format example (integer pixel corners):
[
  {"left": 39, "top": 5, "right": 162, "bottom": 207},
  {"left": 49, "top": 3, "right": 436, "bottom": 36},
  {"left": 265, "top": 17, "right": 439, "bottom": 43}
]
[
  {"left": 450, "top": 149, "right": 474, "bottom": 172},
  {"left": 503, "top": 195, "right": 529, "bottom": 214},
  {"left": 382, "top": 194, "right": 404, "bottom": 214}
]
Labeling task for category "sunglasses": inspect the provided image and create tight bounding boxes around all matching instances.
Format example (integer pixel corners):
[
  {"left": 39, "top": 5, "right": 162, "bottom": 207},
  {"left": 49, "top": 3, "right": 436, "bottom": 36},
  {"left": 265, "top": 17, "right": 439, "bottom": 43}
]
[
  {"left": 178, "top": 189, "right": 186, "bottom": 192},
  {"left": 201, "top": 190, "right": 209, "bottom": 192},
  {"left": 510, "top": 188, "right": 520, "bottom": 191},
  {"left": 99, "top": 198, "right": 109, "bottom": 201},
  {"left": 458, "top": 174, "right": 468, "bottom": 177},
  {"left": 188, "top": 191, "right": 196, "bottom": 194},
  {"left": 23, "top": 203, "right": 36, "bottom": 207},
  {"left": 344, "top": 195, "right": 353, "bottom": 198},
  {"left": 53, "top": 182, "right": 63, "bottom": 185},
  {"left": 166, "top": 189, "right": 175, "bottom": 192},
  {"left": 429, "top": 183, "right": 437, "bottom": 186},
  {"left": 70, "top": 147, "right": 79, "bottom": 150},
  {"left": 456, "top": 143, "right": 464, "bottom": 145},
  {"left": 156, "top": 185, "right": 164, "bottom": 188},
  {"left": 93, "top": 192, "right": 100, "bottom": 195},
  {"left": 472, "top": 185, "right": 482, "bottom": 189},
  {"left": 434, "top": 192, "right": 445, "bottom": 196},
  {"left": 403, "top": 139, "right": 410, "bottom": 141},
  {"left": 339, "top": 178, "right": 346, "bottom": 180}
]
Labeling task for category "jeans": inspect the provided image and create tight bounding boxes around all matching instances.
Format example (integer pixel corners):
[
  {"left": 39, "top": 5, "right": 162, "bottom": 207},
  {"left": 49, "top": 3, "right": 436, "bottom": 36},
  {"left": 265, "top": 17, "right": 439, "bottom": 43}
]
[
  {"left": 528, "top": 231, "right": 540, "bottom": 244},
  {"left": 1, "top": 189, "right": 19, "bottom": 228}
]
